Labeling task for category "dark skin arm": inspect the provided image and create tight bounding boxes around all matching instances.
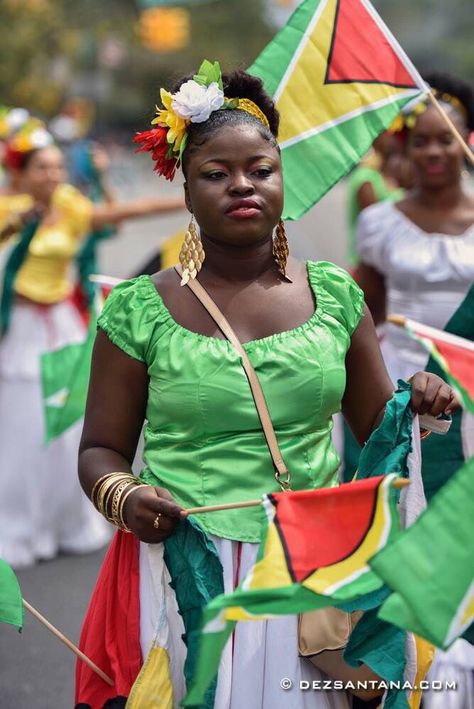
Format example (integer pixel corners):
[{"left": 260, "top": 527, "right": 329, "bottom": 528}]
[
  {"left": 78, "top": 330, "right": 182, "bottom": 543},
  {"left": 356, "top": 182, "right": 378, "bottom": 212}
]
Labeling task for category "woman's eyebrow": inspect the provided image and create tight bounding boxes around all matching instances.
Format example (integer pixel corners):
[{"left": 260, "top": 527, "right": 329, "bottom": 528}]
[{"left": 199, "top": 154, "right": 276, "bottom": 167}]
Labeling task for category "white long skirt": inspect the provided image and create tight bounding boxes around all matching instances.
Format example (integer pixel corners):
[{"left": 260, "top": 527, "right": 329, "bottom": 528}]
[
  {"left": 0, "top": 301, "right": 111, "bottom": 568},
  {"left": 138, "top": 537, "right": 350, "bottom": 709}
]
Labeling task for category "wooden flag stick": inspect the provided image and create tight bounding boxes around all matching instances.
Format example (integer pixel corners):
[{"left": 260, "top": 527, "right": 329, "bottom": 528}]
[
  {"left": 427, "top": 90, "right": 474, "bottom": 165},
  {"left": 22, "top": 599, "right": 114, "bottom": 687},
  {"left": 183, "top": 479, "right": 410, "bottom": 515},
  {"left": 387, "top": 314, "right": 406, "bottom": 327}
]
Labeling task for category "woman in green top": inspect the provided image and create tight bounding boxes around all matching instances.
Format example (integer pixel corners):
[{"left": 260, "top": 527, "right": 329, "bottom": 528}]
[{"left": 76, "top": 66, "right": 457, "bottom": 709}]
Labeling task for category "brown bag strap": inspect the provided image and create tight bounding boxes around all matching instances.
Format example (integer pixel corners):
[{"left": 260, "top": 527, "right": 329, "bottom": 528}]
[{"left": 175, "top": 265, "right": 291, "bottom": 490}]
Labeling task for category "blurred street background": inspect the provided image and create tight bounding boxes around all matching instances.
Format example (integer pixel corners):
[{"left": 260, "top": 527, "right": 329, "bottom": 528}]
[{"left": 0, "top": 0, "right": 472, "bottom": 706}]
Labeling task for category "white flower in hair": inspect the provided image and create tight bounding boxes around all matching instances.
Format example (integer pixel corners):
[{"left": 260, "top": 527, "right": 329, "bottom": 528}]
[
  {"left": 171, "top": 80, "right": 224, "bottom": 124},
  {"left": 6, "top": 108, "right": 30, "bottom": 131},
  {"left": 30, "top": 127, "right": 54, "bottom": 149}
]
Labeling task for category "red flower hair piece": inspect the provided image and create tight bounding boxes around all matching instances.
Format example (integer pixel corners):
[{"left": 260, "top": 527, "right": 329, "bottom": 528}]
[
  {"left": 3, "top": 145, "right": 26, "bottom": 171},
  {"left": 133, "top": 126, "right": 178, "bottom": 181}
]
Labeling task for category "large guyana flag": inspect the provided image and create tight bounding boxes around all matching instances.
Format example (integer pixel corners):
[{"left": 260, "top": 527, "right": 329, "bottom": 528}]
[
  {"left": 184, "top": 474, "right": 400, "bottom": 706},
  {"left": 371, "top": 457, "right": 474, "bottom": 649},
  {"left": 249, "top": 0, "right": 425, "bottom": 219}
]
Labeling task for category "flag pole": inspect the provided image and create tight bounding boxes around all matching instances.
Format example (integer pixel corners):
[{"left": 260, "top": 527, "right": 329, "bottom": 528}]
[
  {"left": 22, "top": 599, "right": 114, "bottom": 687},
  {"left": 427, "top": 90, "right": 474, "bottom": 166},
  {"left": 183, "top": 479, "right": 410, "bottom": 515}
]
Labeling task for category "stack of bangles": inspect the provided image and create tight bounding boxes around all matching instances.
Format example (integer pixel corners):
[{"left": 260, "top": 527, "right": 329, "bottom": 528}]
[{"left": 90, "top": 472, "right": 147, "bottom": 532}]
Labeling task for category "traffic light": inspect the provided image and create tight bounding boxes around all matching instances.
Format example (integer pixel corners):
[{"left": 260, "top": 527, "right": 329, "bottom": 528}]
[{"left": 138, "top": 7, "right": 190, "bottom": 53}]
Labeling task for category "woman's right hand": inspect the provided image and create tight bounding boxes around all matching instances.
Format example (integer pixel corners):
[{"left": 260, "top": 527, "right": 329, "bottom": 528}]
[{"left": 123, "top": 485, "right": 183, "bottom": 543}]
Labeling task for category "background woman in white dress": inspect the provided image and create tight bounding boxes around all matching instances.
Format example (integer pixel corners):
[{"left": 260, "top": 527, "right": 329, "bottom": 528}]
[{"left": 356, "top": 72, "right": 474, "bottom": 384}]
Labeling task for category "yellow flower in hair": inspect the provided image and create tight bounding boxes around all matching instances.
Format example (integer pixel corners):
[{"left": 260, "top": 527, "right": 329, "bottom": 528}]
[
  {"left": 388, "top": 114, "right": 404, "bottom": 134},
  {"left": 152, "top": 88, "right": 187, "bottom": 152}
]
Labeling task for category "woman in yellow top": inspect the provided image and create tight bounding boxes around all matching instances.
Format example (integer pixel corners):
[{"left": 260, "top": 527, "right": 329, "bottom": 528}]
[{"left": 0, "top": 135, "right": 185, "bottom": 568}]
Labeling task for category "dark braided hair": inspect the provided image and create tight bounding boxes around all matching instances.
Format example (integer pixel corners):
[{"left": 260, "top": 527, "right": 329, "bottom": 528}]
[
  {"left": 173, "top": 69, "right": 280, "bottom": 174},
  {"left": 424, "top": 71, "right": 474, "bottom": 131}
]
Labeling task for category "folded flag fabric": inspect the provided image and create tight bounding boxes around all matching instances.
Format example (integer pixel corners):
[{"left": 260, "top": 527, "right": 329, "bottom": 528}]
[
  {"left": 184, "top": 474, "right": 400, "bottom": 706},
  {"left": 421, "top": 286, "right": 474, "bottom": 500},
  {"left": 390, "top": 316, "right": 474, "bottom": 414},
  {"left": 0, "top": 558, "right": 23, "bottom": 630},
  {"left": 371, "top": 457, "right": 474, "bottom": 650},
  {"left": 40, "top": 290, "right": 104, "bottom": 443},
  {"left": 248, "top": 0, "right": 424, "bottom": 220}
]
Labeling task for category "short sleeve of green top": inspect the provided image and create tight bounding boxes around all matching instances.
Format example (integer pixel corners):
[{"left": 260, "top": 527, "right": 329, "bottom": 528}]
[{"left": 98, "top": 261, "right": 364, "bottom": 542}]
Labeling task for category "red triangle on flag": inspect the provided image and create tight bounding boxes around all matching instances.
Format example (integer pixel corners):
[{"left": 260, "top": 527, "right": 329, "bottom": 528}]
[
  {"left": 433, "top": 338, "right": 474, "bottom": 400},
  {"left": 271, "top": 477, "right": 383, "bottom": 583},
  {"left": 325, "top": 0, "right": 418, "bottom": 88}
]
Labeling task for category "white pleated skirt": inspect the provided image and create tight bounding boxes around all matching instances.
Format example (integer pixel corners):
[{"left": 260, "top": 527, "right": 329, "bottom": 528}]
[
  {"left": 139, "top": 537, "right": 351, "bottom": 709},
  {"left": 0, "top": 300, "right": 111, "bottom": 568}
]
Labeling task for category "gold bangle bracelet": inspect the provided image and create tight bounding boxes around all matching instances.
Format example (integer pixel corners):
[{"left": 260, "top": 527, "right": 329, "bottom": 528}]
[
  {"left": 91, "top": 473, "right": 117, "bottom": 506},
  {"left": 111, "top": 480, "right": 133, "bottom": 527},
  {"left": 117, "top": 483, "right": 145, "bottom": 532},
  {"left": 97, "top": 475, "right": 135, "bottom": 518},
  {"left": 103, "top": 477, "right": 136, "bottom": 520}
]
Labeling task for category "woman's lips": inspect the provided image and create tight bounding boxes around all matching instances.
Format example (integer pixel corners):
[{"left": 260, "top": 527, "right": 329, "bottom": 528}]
[
  {"left": 226, "top": 207, "right": 261, "bottom": 218},
  {"left": 424, "top": 163, "right": 446, "bottom": 176},
  {"left": 226, "top": 199, "right": 262, "bottom": 219}
]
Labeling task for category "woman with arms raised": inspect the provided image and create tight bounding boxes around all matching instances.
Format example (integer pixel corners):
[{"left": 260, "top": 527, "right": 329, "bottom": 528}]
[{"left": 77, "top": 64, "right": 456, "bottom": 709}]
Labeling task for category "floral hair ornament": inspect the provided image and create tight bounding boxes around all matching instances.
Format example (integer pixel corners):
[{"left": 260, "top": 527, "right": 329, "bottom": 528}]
[
  {"left": 389, "top": 86, "right": 468, "bottom": 135},
  {"left": 3, "top": 117, "right": 54, "bottom": 170},
  {"left": 133, "top": 59, "right": 270, "bottom": 181}
]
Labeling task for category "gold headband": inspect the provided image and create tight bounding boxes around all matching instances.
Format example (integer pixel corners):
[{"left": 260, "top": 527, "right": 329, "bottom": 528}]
[
  {"left": 236, "top": 98, "right": 270, "bottom": 130},
  {"left": 433, "top": 90, "right": 468, "bottom": 122}
]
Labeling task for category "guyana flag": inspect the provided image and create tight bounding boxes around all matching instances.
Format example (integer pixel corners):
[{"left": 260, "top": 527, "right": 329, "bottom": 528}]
[
  {"left": 389, "top": 315, "right": 474, "bottom": 415},
  {"left": 371, "top": 457, "right": 474, "bottom": 650},
  {"left": 249, "top": 0, "right": 425, "bottom": 219},
  {"left": 184, "top": 474, "right": 400, "bottom": 706},
  {"left": 0, "top": 558, "right": 23, "bottom": 630}
]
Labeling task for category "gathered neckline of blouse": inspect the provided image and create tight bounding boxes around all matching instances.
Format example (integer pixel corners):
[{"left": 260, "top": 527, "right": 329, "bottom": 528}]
[
  {"left": 139, "top": 260, "right": 325, "bottom": 350},
  {"left": 389, "top": 201, "right": 474, "bottom": 239}
]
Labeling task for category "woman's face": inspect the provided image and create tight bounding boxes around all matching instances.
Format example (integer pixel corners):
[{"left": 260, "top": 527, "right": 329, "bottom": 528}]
[
  {"left": 20, "top": 146, "right": 66, "bottom": 203},
  {"left": 184, "top": 123, "right": 283, "bottom": 247},
  {"left": 408, "top": 105, "right": 467, "bottom": 189}
]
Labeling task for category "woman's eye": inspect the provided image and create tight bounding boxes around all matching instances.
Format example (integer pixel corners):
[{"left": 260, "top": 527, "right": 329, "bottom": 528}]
[
  {"left": 253, "top": 167, "right": 272, "bottom": 177},
  {"left": 441, "top": 135, "right": 455, "bottom": 146},
  {"left": 205, "top": 171, "right": 227, "bottom": 180}
]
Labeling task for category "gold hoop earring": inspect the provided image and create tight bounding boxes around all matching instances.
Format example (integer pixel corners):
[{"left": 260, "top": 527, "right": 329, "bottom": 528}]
[
  {"left": 179, "top": 216, "right": 205, "bottom": 286},
  {"left": 273, "top": 219, "right": 291, "bottom": 281}
]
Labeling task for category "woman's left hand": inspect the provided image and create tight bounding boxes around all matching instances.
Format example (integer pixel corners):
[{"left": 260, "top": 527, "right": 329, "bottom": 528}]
[{"left": 409, "top": 372, "right": 460, "bottom": 417}]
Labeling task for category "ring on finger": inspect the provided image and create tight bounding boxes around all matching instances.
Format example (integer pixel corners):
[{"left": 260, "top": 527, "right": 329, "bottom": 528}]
[{"left": 153, "top": 513, "right": 163, "bottom": 530}]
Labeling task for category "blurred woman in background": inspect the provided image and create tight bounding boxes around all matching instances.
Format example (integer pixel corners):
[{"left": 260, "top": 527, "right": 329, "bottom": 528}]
[{"left": 0, "top": 128, "right": 184, "bottom": 568}]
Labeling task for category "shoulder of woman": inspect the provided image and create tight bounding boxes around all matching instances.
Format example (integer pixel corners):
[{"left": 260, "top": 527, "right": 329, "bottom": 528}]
[
  {"left": 308, "top": 260, "right": 364, "bottom": 336},
  {"left": 98, "top": 275, "right": 164, "bottom": 362}
]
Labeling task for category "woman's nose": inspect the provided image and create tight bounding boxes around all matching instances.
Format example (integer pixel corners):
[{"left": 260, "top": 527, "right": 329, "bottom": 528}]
[
  {"left": 425, "top": 140, "right": 444, "bottom": 157},
  {"left": 228, "top": 173, "right": 254, "bottom": 194}
]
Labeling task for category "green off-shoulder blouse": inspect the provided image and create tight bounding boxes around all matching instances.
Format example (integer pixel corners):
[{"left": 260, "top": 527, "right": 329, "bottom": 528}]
[{"left": 98, "top": 261, "right": 364, "bottom": 542}]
